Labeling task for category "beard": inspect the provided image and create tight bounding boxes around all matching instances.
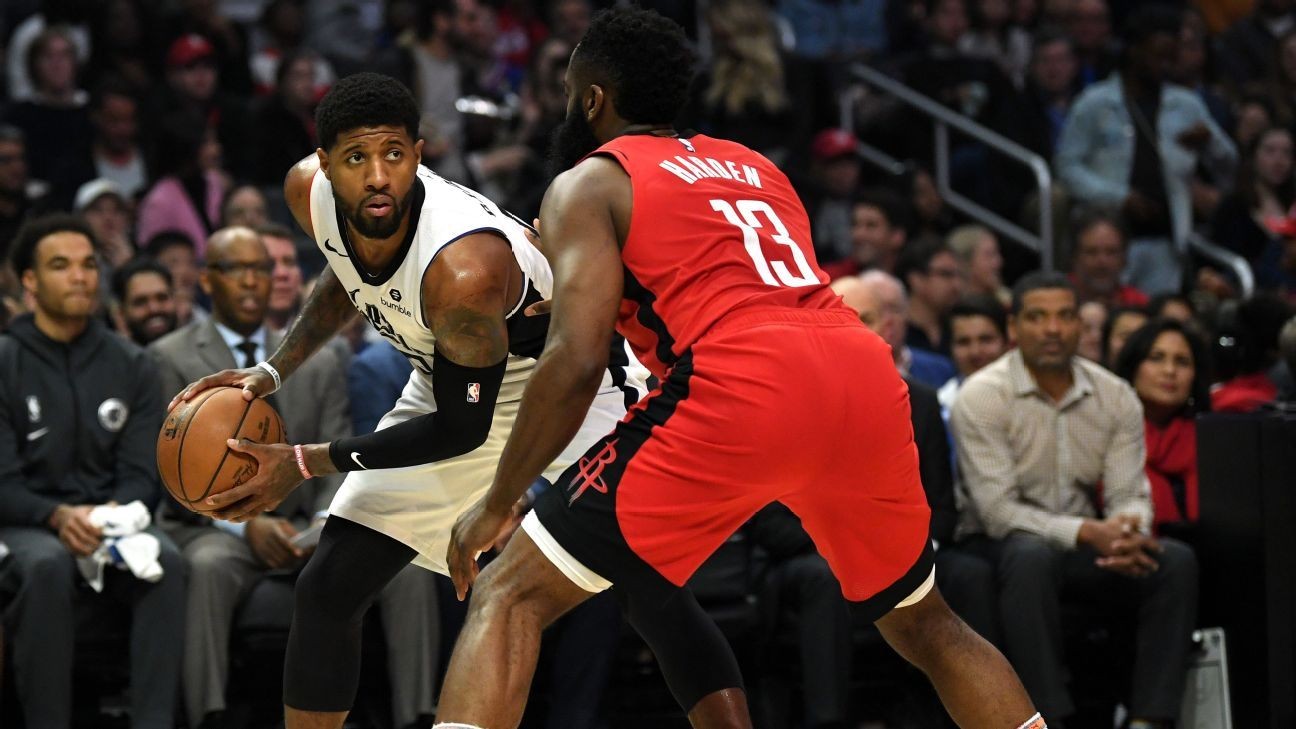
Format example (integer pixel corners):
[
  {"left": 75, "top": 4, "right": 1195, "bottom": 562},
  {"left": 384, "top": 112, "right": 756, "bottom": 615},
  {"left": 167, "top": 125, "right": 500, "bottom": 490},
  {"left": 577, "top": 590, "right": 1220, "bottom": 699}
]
[
  {"left": 129, "top": 312, "right": 178, "bottom": 345},
  {"left": 546, "top": 110, "right": 602, "bottom": 180},
  {"left": 337, "top": 186, "right": 415, "bottom": 240}
]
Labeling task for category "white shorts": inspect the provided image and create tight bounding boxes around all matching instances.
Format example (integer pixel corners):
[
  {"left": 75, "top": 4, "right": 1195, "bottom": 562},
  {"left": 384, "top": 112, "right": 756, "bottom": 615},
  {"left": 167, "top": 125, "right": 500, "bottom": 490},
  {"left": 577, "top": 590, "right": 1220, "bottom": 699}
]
[{"left": 328, "top": 367, "right": 645, "bottom": 575}]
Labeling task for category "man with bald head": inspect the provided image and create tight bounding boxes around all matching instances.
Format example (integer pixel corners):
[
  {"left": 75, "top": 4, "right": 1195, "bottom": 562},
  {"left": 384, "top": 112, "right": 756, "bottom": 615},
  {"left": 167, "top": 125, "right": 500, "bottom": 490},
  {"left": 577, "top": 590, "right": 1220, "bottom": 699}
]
[
  {"left": 149, "top": 227, "right": 440, "bottom": 729},
  {"left": 857, "top": 271, "right": 957, "bottom": 388}
]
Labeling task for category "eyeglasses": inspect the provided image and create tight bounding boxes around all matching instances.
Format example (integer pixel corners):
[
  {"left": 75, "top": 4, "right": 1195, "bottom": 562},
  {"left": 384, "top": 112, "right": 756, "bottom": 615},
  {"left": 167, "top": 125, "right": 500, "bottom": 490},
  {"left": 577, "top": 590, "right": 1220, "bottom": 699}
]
[{"left": 208, "top": 261, "right": 273, "bottom": 277}]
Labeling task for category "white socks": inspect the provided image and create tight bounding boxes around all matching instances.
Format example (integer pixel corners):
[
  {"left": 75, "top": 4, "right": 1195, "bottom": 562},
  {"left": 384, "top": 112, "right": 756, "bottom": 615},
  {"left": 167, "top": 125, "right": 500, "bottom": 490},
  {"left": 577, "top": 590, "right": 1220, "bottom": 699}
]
[{"left": 1016, "top": 713, "right": 1047, "bottom": 729}]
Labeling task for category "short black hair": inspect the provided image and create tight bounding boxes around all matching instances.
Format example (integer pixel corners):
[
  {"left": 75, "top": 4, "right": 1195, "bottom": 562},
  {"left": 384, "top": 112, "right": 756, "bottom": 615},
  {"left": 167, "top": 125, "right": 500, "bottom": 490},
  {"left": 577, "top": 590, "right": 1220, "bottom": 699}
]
[
  {"left": 572, "top": 7, "right": 696, "bottom": 124},
  {"left": 1121, "top": 3, "right": 1183, "bottom": 47},
  {"left": 315, "top": 73, "right": 421, "bottom": 151},
  {"left": 854, "top": 188, "right": 913, "bottom": 232},
  {"left": 894, "top": 237, "right": 953, "bottom": 291},
  {"left": 9, "top": 213, "right": 97, "bottom": 275},
  {"left": 112, "top": 256, "right": 173, "bottom": 302},
  {"left": 1114, "top": 318, "right": 1213, "bottom": 417},
  {"left": 1010, "top": 270, "right": 1076, "bottom": 314},
  {"left": 144, "top": 230, "right": 196, "bottom": 258},
  {"left": 1072, "top": 208, "right": 1128, "bottom": 250},
  {"left": 950, "top": 294, "right": 1008, "bottom": 339}
]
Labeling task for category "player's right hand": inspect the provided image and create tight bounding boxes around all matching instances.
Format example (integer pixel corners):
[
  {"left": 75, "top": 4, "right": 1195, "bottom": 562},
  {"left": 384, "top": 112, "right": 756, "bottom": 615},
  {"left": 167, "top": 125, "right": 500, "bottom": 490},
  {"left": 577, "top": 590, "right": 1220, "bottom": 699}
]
[{"left": 169, "top": 366, "right": 275, "bottom": 410}]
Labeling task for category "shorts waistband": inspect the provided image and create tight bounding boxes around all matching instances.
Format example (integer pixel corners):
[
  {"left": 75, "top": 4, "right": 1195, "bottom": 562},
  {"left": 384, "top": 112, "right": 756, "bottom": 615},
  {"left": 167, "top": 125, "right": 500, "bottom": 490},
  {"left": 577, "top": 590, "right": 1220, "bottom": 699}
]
[{"left": 708, "top": 305, "right": 861, "bottom": 335}]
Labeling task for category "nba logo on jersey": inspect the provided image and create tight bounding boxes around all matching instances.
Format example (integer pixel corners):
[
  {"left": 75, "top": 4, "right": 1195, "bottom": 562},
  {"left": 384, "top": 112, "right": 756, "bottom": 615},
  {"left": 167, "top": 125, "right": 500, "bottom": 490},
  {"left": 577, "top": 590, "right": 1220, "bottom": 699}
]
[{"left": 466, "top": 383, "right": 481, "bottom": 403}]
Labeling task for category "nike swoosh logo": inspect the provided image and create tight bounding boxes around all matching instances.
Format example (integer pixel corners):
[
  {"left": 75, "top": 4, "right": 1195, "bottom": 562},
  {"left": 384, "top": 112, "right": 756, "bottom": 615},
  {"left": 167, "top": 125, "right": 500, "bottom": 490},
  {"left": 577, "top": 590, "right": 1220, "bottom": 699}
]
[
  {"left": 350, "top": 452, "right": 367, "bottom": 470},
  {"left": 26, "top": 427, "right": 49, "bottom": 441},
  {"left": 324, "top": 238, "right": 348, "bottom": 257}
]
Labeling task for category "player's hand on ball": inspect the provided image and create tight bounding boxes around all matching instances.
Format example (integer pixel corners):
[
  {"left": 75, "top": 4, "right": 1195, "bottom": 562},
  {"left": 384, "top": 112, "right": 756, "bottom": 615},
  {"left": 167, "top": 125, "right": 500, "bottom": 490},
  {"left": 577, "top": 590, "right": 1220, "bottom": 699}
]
[
  {"left": 170, "top": 366, "right": 276, "bottom": 410},
  {"left": 447, "top": 498, "right": 513, "bottom": 601},
  {"left": 205, "top": 439, "right": 304, "bottom": 522}
]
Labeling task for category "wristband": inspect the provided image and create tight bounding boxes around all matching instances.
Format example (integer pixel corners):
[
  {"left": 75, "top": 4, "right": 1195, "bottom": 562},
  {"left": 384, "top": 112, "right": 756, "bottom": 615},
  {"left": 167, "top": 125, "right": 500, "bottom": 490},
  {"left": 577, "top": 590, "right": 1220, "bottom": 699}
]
[
  {"left": 293, "top": 444, "right": 313, "bottom": 480},
  {"left": 255, "top": 361, "right": 282, "bottom": 394}
]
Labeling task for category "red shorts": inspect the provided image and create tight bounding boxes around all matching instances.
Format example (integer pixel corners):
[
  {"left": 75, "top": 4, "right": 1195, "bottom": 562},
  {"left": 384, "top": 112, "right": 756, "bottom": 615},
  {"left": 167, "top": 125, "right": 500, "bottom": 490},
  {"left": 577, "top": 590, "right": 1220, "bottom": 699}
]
[{"left": 534, "top": 307, "right": 933, "bottom": 615}]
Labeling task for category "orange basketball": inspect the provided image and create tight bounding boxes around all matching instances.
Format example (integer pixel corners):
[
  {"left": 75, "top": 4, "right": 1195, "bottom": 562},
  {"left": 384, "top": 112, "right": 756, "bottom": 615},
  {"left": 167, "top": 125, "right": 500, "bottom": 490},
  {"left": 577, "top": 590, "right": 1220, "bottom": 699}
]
[{"left": 157, "top": 387, "right": 285, "bottom": 512}]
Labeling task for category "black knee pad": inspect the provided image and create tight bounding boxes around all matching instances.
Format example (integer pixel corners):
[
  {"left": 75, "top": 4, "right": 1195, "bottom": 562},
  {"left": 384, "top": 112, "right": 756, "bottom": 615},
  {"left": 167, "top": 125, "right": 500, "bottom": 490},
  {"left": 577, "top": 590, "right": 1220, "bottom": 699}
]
[{"left": 618, "top": 588, "right": 745, "bottom": 712}]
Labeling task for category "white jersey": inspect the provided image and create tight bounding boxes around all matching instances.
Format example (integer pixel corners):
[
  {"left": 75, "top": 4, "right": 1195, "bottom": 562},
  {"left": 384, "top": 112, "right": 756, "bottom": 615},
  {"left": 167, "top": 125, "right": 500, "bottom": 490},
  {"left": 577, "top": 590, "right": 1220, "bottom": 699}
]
[
  {"left": 310, "top": 164, "right": 554, "bottom": 390},
  {"left": 310, "top": 164, "right": 649, "bottom": 575}
]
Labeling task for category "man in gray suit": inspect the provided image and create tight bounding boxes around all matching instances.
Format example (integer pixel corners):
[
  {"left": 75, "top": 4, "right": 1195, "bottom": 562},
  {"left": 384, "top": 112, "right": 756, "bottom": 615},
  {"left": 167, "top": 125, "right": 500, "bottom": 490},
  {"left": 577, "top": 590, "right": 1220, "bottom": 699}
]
[{"left": 149, "top": 227, "right": 440, "bottom": 729}]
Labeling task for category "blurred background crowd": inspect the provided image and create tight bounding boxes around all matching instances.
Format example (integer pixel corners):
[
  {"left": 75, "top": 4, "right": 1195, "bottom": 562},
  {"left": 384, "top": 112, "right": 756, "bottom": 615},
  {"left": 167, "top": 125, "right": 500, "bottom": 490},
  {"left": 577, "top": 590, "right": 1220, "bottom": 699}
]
[{"left": 0, "top": 0, "right": 1294, "bottom": 728}]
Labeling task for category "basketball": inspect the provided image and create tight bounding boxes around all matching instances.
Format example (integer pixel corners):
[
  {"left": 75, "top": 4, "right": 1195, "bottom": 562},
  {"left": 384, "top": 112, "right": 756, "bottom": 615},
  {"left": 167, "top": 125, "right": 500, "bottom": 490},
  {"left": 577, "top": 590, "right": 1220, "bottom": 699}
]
[{"left": 157, "top": 387, "right": 285, "bottom": 512}]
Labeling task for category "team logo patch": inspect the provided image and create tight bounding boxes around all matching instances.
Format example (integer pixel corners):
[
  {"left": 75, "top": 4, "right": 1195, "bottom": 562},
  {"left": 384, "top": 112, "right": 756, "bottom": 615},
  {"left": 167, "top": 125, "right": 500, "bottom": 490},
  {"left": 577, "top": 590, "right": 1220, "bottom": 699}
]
[
  {"left": 26, "top": 395, "right": 41, "bottom": 423},
  {"left": 568, "top": 439, "right": 619, "bottom": 505},
  {"left": 98, "top": 398, "right": 129, "bottom": 433},
  {"left": 466, "top": 382, "right": 481, "bottom": 403},
  {"left": 389, "top": 288, "right": 402, "bottom": 302}
]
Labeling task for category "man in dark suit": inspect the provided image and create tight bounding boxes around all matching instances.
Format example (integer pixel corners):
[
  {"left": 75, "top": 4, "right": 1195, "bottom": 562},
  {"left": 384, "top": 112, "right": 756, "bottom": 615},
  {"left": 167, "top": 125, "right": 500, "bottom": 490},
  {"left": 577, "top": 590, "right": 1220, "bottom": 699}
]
[{"left": 149, "top": 227, "right": 439, "bottom": 729}]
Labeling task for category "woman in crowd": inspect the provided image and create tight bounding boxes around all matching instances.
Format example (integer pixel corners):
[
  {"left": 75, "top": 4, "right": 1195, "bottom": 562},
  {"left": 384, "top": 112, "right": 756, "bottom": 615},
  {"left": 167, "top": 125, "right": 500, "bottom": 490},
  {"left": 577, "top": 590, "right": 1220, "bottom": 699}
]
[
  {"left": 1101, "top": 305, "right": 1149, "bottom": 370},
  {"left": 135, "top": 110, "right": 226, "bottom": 259},
  {"left": 947, "top": 223, "right": 1011, "bottom": 306},
  {"left": 1212, "top": 126, "right": 1295, "bottom": 291},
  {"left": 1114, "top": 319, "right": 1212, "bottom": 533}
]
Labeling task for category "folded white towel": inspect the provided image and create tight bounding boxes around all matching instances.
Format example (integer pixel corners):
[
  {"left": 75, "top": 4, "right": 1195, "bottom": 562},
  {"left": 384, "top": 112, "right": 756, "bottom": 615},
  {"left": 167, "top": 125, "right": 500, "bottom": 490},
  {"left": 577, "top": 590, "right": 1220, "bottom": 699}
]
[{"left": 76, "top": 501, "right": 163, "bottom": 591}]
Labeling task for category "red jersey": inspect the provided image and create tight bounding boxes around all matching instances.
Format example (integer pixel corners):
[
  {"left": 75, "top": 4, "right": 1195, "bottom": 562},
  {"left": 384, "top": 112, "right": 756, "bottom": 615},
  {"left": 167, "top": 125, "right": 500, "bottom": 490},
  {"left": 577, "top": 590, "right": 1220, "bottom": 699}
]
[{"left": 593, "top": 134, "right": 844, "bottom": 379}]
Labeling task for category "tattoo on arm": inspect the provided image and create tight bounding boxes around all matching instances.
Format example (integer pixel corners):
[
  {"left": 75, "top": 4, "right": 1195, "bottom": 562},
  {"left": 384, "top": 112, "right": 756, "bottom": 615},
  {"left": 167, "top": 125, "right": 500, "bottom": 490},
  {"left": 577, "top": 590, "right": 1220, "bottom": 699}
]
[
  {"left": 267, "top": 265, "right": 359, "bottom": 378},
  {"left": 429, "top": 304, "right": 509, "bottom": 367}
]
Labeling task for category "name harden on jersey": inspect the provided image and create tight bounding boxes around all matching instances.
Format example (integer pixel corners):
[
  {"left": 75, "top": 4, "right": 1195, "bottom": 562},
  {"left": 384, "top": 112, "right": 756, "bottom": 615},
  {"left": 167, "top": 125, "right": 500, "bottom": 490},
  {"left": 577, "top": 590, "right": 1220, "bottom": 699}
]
[{"left": 658, "top": 154, "right": 763, "bottom": 188}]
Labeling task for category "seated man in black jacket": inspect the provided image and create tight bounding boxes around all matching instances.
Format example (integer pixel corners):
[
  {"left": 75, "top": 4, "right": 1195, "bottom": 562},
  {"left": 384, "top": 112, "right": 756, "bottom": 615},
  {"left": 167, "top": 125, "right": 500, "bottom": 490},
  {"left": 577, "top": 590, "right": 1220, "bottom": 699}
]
[{"left": 0, "top": 214, "right": 184, "bottom": 729}]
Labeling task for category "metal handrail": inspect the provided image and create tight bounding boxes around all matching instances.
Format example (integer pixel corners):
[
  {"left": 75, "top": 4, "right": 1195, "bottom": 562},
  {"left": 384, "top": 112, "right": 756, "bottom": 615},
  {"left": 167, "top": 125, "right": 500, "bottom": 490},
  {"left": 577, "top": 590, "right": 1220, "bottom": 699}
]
[
  {"left": 848, "top": 64, "right": 1055, "bottom": 270},
  {"left": 1189, "top": 233, "right": 1255, "bottom": 300}
]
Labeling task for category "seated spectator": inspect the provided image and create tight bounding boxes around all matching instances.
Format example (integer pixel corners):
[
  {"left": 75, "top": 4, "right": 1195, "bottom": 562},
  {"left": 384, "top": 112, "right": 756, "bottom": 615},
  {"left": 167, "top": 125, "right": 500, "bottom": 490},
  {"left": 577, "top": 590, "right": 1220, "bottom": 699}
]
[
  {"left": 222, "top": 184, "right": 270, "bottom": 229},
  {"left": 136, "top": 111, "right": 227, "bottom": 260},
  {"left": 74, "top": 178, "right": 134, "bottom": 270},
  {"left": 84, "top": 0, "right": 155, "bottom": 96},
  {"left": 145, "top": 230, "right": 204, "bottom": 325},
  {"left": 938, "top": 294, "right": 1010, "bottom": 413},
  {"left": 251, "top": 48, "right": 324, "bottom": 185},
  {"left": 0, "top": 125, "right": 50, "bottom": 263},
  {"left": 250, "top": 0, "right": 337, "bottom": 97},
  {"left": 1114, "top": 319, "right": 1212, "bottom": 532},
  {"left": 348, "top": 340, "right": 414, "bottom": 435},
  {"left": 804, "top": 129, "right": 863, "bottom": 264},
  {"left": 1212, "top": 126, "right": 1295, "bottom": 292},
  {"left": 907, "top": 164, "right": 958, "bottom": 237},
  {"left": 112, "top": 257, "right": 179, "bottom": 347},
  {"left": 947, "top": 224, "right": 1009, "bottom": 306},
  {"left": 1147, "top": 292, "right": 1196, "bottom": 324},
  {"left": 149, "top": 228, "right": 439, "bottom": 729},
  {"left": 896, "top": 238, "right": 964, "bottom": 356},
  {"left": 951, "top": 272, "right": 1198, "bottom": 728},
  {"left": 0, "top": 214, "right": 184, "bottom": 729},
  {"left": 959, "top": 0, "right": 1032, "bottom": 87},
  {"left": 857, "top": 270, "right": 957, "bottom": 388},
  {"left": 1257, "top": 200, "right": 1296, "bottom": 301},
  {"left": 152, "top": 33, "right": 254, "bottom": 178},
  {"left": 1056, "top": 5, "right": 1236, "bottom": 296},
  {"left": 1078, "top": 299, "right": 1107, "bottom": 362},
  {"left": 1070, "top": 210, "right": 1149, "bottom": 308},
  {"left": 3, "top": 25, "right": 96, "bottom": 209},
  {"left": 1215, "top": 0, "right": 1296, "bottom": 93},
  {"left": 4, "top": 2, "right": 93, "bottom": 103},
  {"left": 88, "top": 80, "right": 149, "bottom": 198},
  {"left": 821, "top": 188, "right": 910, "bottom": 280},
  {"left": 1101, "top": 305, "right": 1150, "bottom": 370},
  {"left": 1211, "top": 294, "right": 1291, "bottom": 412},
  {"left": 259, "top": 223, "right": 305, "bottom": 331},
  {"left": 1066, "top": 0, "right": 1118, "bottom": 88}
]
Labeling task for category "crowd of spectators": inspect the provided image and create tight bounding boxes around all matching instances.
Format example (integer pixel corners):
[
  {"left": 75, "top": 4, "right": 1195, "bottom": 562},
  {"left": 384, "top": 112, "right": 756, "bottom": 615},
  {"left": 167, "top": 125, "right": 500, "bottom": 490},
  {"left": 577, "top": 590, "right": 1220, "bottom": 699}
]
[{"left": 2, "top": 0, "right": 1296, "bottom": 728}]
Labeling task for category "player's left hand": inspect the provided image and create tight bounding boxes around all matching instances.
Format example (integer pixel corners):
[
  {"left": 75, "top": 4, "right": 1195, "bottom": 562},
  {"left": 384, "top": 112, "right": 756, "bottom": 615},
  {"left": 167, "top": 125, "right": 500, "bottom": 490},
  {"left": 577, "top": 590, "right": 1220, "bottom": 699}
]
[
  {"left": 447, "top": 497, "right": 513, "bottom": 601},
  {"left": 205, "top": 439, "right": 304, "bottom": 522}
]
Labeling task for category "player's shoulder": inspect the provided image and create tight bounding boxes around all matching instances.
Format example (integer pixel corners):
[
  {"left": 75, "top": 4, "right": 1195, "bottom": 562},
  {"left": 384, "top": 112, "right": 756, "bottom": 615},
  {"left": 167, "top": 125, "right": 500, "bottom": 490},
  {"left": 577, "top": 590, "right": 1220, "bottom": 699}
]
[{"left": 285, "top": 154, "right": 321, "bottom": 234}]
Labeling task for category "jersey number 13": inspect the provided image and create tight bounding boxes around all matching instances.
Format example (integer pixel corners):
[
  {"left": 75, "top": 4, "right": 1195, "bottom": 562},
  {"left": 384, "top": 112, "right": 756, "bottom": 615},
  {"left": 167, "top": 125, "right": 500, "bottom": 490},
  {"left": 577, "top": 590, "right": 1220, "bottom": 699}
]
[{"left": 710, "top": 199, "right": 818, "bottom": 288}]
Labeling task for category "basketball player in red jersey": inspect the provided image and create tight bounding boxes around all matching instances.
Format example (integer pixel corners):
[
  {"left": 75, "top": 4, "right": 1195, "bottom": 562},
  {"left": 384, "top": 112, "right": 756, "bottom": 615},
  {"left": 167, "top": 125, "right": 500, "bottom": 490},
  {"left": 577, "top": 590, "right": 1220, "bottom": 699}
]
[{"left": 437, "top": 8, "right": 1045, "bottom": 729}]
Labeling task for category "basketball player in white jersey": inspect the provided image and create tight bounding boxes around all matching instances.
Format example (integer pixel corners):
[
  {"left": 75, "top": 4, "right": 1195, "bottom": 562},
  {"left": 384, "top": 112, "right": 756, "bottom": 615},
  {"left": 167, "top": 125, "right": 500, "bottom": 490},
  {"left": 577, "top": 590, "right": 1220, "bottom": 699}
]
[{"left": 172, "top": 73, "right": 754, "bottom": 729}]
